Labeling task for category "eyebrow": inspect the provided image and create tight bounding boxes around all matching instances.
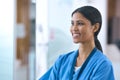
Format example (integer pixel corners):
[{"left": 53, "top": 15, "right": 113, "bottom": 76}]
[{"left": 71, "top": 20, "right": 84, "bottom": 22}]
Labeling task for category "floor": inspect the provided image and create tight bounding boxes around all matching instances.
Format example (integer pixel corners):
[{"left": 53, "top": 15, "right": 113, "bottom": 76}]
[
  {"left": 14, "top": 63, "right": 27, "bottom": 80},
  {"left": 15, "top": 48, "right": 35, "bottom": 80}
]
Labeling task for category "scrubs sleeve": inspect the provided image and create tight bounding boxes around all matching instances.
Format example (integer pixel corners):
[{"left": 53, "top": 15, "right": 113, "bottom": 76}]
[
  {"left": 39, "top": 55, "right": 64, "bottom": 80},
  {"left": 93, "top": 61, "right": 115, "bottom": 80}
]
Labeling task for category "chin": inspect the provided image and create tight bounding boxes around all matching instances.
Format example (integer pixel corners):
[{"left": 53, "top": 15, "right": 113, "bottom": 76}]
[
  {"left": 73, "top": 39, "right": 83, "bottom": 43},
  {"left": 73, "top": 40, "right": 80, "bottom": 43}
]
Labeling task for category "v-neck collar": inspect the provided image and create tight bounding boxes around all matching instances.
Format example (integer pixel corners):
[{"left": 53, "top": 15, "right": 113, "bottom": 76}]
[{"left": 69, "top": 47, "right": 97, "bottom": 80}]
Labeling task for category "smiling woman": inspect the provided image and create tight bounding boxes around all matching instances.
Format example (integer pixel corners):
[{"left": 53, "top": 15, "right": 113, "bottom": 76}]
[
  {"left": 71, "top": 6, "right": 103, "bottom": 52},
  {"left": 39, "top": 6, "right": 115, "bottom": 80},
  {"left": 70, "top": 12, "right": 95, "bottom": 44}
]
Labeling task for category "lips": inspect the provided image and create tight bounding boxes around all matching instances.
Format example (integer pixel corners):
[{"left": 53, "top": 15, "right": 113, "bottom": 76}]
[{"left": 72, "top": 33, "right": 80, "bottom": 38}]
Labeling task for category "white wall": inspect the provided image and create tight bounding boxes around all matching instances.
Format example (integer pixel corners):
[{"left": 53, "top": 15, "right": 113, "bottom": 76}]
[
  {"left": 91, "top": 0, "right": 108, "bottom": 54},
  {"left": 0, "top": 0, "right": 16, "bottom": 80},
  {"left": 36, "top": 0, "right": 48, "bottom": 79}
]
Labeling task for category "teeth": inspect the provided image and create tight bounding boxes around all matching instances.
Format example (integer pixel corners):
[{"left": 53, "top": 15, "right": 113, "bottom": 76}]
[{"left": 73, "top": 34, "right": 80, "bottom": 37}]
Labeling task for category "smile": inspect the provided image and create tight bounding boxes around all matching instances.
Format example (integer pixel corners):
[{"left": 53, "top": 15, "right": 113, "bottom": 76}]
[{"left": 72, "top": 33, "right": 80, "bottom": 38}]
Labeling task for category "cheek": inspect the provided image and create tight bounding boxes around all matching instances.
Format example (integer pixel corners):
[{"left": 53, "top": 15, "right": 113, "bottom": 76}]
[
  {"left": 81, "top": 29, "right": 91, "bottom": 38},
  {"left": 80, "top": 28, "right": 86, "bottom": 35},
  {"left": 84, "top": 30, "right": 93, "bottom": 39},
  {"left": 82, "top": 31, "right": 88, "bottom": 38}
]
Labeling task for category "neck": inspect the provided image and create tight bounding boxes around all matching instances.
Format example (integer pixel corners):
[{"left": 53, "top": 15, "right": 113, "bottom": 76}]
[
  {"left": 76, "top": 40, "right": 95, "bottom": 67},
  {"left": 79, "top": 41, "right": 95, "bottom": 56}
]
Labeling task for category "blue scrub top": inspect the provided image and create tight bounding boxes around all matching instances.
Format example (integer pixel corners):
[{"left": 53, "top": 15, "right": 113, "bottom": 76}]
[{"left": 39, "top": 48, "right": 115, "bottom": 80}]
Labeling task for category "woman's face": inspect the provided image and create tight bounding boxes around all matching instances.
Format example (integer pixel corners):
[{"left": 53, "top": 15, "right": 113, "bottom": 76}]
[{"left": 70, "top": 12, "right": 95, "bottom": 43}]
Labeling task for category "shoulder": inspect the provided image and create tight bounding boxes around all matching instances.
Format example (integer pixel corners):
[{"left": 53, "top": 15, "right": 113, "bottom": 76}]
[
  {"left": 96, "top": 49, "right": 112, "bottom": 64},
  {"left": 94, "top": 49, "right": 113, "bottom": 70},
  {"left": 51, "top": 50, "right": 78, "bottom": 71},
  {"left": 61, "top": 50, "right": 77, "bottom": 57},
  {"left": 57, "top": 50, "right": 78, "bottom": 61},
  {"left": 55, "top": 50, "right": 78, "bottom": 65},
  {"left": 91, "top": 49, "right": 115, "bottom": 79}
]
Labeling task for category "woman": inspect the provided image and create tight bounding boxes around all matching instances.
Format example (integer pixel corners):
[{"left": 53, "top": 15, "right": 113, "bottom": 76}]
[{"left": 39, "top": 6, "right": 115, "bottom": 80}]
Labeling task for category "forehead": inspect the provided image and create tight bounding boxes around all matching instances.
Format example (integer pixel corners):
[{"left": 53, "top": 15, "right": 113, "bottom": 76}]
[{"left": 71, "top": 12, "right": 89, "bottom": 22}]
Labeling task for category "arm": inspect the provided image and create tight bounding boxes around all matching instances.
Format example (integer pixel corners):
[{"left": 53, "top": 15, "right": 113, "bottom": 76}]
[{"left": 39, "top": 55, "right": 63, "bottom": 80}]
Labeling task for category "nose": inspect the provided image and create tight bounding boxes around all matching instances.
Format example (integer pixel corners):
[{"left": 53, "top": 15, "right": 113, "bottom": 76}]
[{"left": 72, "top": 25, "right": 78, "bottom": 31}]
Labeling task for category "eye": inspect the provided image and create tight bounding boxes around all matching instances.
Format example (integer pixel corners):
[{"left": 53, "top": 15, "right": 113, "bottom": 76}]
[{"left": 77, "top": 22, "right": 84, "bottom": 26}]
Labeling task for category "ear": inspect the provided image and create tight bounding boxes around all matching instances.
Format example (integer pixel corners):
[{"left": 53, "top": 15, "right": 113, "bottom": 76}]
[{"left": 92, "top": 23, "right": 100, "bottom": 33}]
